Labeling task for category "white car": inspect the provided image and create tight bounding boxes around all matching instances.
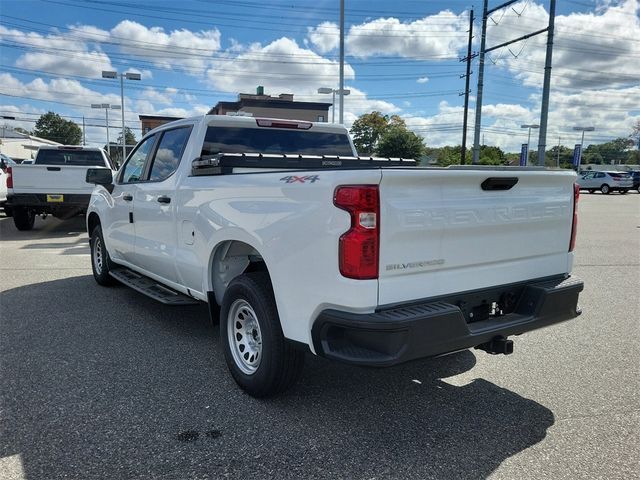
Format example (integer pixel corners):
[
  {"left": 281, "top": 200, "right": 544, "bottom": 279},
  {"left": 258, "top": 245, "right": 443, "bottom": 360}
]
[
  {"left": 85, "top": 115, "right": 584, "bottom": 397},
  {"left": 577, "top": 170, "right": 633, "bottom": 194}
]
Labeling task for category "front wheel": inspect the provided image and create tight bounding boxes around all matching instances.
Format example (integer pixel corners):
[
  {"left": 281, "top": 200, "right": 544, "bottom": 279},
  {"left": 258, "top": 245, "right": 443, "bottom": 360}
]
[
  {"left": 90, "top": 225, "right": 117, "bottom": 286},
  {"left": 220, "top": 272, "right": 304, "bottom": 397},
  {"left": 12, "top": 207, "right": 35, "bottom": 231},
  {"left": 601, "top": 184, "right": 610, "bottom": 194}
]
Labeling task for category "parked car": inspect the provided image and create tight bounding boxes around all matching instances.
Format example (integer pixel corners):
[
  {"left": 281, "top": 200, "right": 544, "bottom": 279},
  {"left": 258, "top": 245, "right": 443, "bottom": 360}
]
[
  {"left": 629, "top": 170, "right": 640, "bottom": 193},
  {"left": 0, "top": 154, "right": 16, "bottom": 215},
  {"left": 85, "top": 115, "right": 583, "bottom": 397},
  {"left": 577, "top": 170, "right": 633, "bottom": 194},
  {"left": 5, "top": 146, "right": 115, "bottom": 230}
]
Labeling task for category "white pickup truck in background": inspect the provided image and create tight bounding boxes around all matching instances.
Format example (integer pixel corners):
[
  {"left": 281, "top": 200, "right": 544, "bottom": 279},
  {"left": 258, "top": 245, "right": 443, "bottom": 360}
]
[
  {"left": 85, "top": 115, "right": 583, "bottom": 397},
  {"left": 6, "top": 146, "right": 115, "bottom": 230}
]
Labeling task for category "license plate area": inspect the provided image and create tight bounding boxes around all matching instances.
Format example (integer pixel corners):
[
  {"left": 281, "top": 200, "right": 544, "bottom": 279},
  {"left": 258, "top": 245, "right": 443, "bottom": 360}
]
[{"left": 46, "top": 194, "right": 64, "bottom": 203}]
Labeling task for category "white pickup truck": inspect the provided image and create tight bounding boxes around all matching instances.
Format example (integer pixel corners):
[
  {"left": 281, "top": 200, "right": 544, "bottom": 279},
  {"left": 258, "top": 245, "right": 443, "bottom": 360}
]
[
  {"left": 6, "top": 146, "right": 115, "bottom": 230},
  {"left": 85, "top": 115, "right": 583, "bottom": 397}
]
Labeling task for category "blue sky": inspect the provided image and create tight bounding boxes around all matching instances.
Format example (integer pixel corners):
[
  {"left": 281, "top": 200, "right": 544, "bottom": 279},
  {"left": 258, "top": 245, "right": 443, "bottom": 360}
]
[{"left": 0, "top": 0, "right": 638, "bottom": 152}]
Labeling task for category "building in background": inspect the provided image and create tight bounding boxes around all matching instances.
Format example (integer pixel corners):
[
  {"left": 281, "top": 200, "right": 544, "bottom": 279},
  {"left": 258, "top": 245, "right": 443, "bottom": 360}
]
[
  {"left": 139, "top": 114, "right": 183, "bottom": 135},
  {"left": 209, "top": 87, "right": 331, "bottom": 122},
  {"left": 0, "top": 128, "right": 61, "bottom": 161}
]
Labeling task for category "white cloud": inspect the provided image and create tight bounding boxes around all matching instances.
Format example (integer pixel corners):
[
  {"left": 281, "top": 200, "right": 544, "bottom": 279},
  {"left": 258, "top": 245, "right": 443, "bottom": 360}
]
[
  {"left": 110, "top": 20, "right": 221, "bottom": 72},
  {"left": 417, "top": 77, "right": 429, "bottom": 84},
  {"left": 207, "top": 37, "right": 355, "bottom": 95},
  {"left": 0, "top": 25, "right": 115, "bottom": 78},
  {"left": 486, "top": 0, "right": 640, "bottom": 90},
  {"left": 307, "top": 22, "right": 340, "bottom": 53},
  {"left": 346, "top": 11, "right": 468, "bottom": 59}
]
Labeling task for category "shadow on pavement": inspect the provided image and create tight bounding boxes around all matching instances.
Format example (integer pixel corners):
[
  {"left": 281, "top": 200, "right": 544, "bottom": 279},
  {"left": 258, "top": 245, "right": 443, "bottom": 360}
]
[
  {"left": 0, "top": 215, "right": 87, "bottom": 241},
  {"left": 0, "top": 275, "right": 555, "bottom": 480}
]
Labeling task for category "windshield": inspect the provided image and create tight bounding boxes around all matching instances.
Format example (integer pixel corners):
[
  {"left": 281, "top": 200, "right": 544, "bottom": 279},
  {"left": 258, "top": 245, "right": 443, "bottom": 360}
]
[
  {"left": 35, "top": 149, "right": 106, "bottom": 167},
  {"left": 201, "top": 126, "right": 354, "bottom": 157}
]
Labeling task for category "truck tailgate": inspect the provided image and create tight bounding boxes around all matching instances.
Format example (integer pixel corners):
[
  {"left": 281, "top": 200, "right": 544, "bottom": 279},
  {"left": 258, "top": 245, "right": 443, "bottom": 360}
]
[
  {"left": 10, "top": 165, "right": 100, "bottom": 194},
  {"left": 378, "top": 168, "right": 576, "bottom": 306}
]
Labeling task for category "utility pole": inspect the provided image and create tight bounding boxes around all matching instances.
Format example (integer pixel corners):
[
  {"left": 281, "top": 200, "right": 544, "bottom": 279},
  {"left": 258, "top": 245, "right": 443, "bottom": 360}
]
[
  {"left": 460, "top": 9, "right": 475, "bottom": 165},
  {"left": 472, "top": 0, "right": 488, "bottom": 164},
  {"left": 338, "top": 0, "right": 345, "bottom": 124},
  {"left": 472, "top": 0, "right": 553, "bottom": 165},
  {"left": 82, "top": 116, "right": 86, "bottom": 145},
  {"left": 557, "top": 136, "right": 561, "bottom": 167},
  {"left": 537, "top": 0, "right": 556, "bottom": 166}
]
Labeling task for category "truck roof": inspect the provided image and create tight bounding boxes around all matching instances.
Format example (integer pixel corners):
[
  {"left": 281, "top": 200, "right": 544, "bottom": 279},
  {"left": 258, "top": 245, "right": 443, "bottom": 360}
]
[{"left": 148, "top": 114, "right": 350, "bottom": 136}]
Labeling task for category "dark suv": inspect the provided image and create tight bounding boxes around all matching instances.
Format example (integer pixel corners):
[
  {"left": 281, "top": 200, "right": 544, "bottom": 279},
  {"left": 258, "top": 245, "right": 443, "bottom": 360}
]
[{"left": 629, "top": 171, "right": 640, "bottom": 193}]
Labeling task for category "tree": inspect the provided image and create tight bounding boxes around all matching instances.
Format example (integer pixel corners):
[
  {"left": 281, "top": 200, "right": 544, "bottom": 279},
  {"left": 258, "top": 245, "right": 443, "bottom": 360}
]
[
  {"left": 376, "top": 125, "right": 426, "bottom": 159},
  {"left": 350, "top": 112, "right": 388, "bottom": 155},
  {"left": 116, "top": 126, "right": 137, "bottom": 147},
  {"left": 478, "top": 145, "right": 505, "bottom": 165},
  {"left": 33, "top": 111, "right": 82, "bottom": 145}
]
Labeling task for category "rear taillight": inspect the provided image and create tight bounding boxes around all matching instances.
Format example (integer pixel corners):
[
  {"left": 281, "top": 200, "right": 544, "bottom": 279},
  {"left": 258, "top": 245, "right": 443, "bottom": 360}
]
[
  {"left": 569, "top": 183, "right": 579, "bottom": 252},
  {"left": 334, "top": 185, "right": 379, "bottom": 279},
  {"left": 6, "top": 166, "right": 12, "bottom": 189}
]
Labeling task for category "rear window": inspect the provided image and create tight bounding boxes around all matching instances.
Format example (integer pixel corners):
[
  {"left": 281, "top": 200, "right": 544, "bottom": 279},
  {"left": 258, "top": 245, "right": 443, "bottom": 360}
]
[
  {"left": 35, "top": 149, "right": 106, "bottom": 167},
  {"left": 200, "top": 126, "right": 354, "bottom": 157},
  {"left": 608, "top": 173, "right": 630, "bottom": 179}
]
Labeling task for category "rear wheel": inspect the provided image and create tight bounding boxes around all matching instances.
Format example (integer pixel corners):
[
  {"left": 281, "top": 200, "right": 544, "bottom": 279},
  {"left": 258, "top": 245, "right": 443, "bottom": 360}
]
[
  {"left": 90, "top": 225, "right": 117, "bottom": 286},
  {"left": 220, "top": 272, "right": 305, "bottom": 397},
  {"left": 600, "top": 184, "right": 610, "bottom": 194},
  {"left": 12, "top": 207, "right": 35, "bottom": 231}
]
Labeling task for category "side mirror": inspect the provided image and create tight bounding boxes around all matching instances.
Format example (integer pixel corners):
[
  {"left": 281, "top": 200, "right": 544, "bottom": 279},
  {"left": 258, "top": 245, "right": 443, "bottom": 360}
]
[{"left": 86, "top": 168, "right": 114, "bottom": 187}]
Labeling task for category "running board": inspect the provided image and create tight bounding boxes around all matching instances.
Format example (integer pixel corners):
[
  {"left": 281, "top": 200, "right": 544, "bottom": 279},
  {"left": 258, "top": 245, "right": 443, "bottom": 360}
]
[{"left": 110, "top": 268, "right": 200, "bottom": 305}]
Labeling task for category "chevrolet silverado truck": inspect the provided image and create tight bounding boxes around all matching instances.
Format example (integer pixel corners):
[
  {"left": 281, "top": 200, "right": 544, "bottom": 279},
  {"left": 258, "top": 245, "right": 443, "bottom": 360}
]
[
  {"left": 6, "top": 145, "right": 115, "bottom": 230},
  {"left": 85, "top": 115, "right": 583, "bottom": 397}
]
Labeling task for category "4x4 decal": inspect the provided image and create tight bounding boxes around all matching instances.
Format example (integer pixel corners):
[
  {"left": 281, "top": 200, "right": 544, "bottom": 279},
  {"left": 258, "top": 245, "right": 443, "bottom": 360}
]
[{"left": 280, "top": 175, "right": 320, "bottom": 184}]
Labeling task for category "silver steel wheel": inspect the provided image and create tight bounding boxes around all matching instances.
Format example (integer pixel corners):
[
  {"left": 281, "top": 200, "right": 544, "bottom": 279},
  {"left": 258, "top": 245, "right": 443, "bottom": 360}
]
[
  {"left": 227, "top": 299, "right": 263, "bottom": 375},
  {"left": 93, "top": 235, "right": 103, "bottom": 275}
]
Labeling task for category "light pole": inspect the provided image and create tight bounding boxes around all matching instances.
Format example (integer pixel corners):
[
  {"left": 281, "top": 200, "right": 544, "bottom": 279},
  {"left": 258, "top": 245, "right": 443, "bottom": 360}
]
[
  {"left": 317, "top": 87, "right": 350, "bottom": 123},
  {"left": 102, "top": 70, "right": 141, "bottom": 162},
  {"left": 521, "top": 124, "right": 539, "bottom": 164},
  {"left": 573, "top": 126, "right": 594, "bottom": 148},
  {"left": 91, "top": 103, "right": 121, "bottom": 157}
]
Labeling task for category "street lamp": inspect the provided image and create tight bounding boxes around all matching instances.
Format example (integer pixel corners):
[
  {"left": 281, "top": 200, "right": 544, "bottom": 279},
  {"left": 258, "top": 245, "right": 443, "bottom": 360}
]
[
  {"left": 91, "top": 103, "right": 121, "bottom": 157},
  {"left": 102, "top": 70, "right": 141, "bottom": 162},
  {"left": 573, "top": 126, "right": 595, "bottom": 147},
  {"left": 317, "top": 87, "right": 350, "bottom": 124},
  {"left": 521, "top": 124, "right": 540, "bottom": 164}
]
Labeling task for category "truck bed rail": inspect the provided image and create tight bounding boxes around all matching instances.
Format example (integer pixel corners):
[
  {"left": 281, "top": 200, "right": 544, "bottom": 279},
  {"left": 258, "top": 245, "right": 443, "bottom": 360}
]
[{"left": 191, "top": 153, "right": 417, "bottom": 176}]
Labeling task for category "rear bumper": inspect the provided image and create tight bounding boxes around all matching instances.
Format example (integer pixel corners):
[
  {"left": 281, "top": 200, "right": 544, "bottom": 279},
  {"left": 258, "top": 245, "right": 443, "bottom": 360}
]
[
  {"left": 312, "top": 275, "right": 583, "bottom": 366},
  {"left": 7, "top": 193, "right": 91, "bottom": 212}
]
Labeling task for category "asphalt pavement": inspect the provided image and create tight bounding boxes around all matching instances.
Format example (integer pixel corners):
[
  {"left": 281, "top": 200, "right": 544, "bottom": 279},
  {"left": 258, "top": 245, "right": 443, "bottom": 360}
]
[{"left": 1, "top": 192, "right": 638, "bottom": 480}]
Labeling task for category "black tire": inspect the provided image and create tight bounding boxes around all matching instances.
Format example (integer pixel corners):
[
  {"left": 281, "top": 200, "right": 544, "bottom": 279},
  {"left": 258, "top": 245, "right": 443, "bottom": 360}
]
[
  {"left": 220, "top": 272, "right": 304, "bottom": 398},
  {"left": 90, "top": 225, "right": 117, "bottom": 286},
  {"left": 600, "top": 184, "right": 610, "bottom": 194},
  {"left": 588, "top": 189, "right": 595, "bottom": 194},
  {"left": 12, "top": 207, "right": 35, "bottom": 231}
]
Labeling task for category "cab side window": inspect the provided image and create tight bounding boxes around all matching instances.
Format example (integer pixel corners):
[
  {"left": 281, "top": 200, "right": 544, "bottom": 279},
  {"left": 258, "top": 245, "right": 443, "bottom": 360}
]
[
  {"left": 120, "top": 134, "right": 156, "bottom": 183},
  {"left": 148, "top": 127, "right": 192, "bottom": 182}
]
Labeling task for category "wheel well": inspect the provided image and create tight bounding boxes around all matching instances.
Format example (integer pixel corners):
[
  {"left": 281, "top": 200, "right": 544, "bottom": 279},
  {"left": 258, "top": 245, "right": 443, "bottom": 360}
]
[
  {"left": 210, "top": 240, "right": 269, "bottom": 305},
  {"left": 87, "top": 212, "right": 100, "bottom": 235}
]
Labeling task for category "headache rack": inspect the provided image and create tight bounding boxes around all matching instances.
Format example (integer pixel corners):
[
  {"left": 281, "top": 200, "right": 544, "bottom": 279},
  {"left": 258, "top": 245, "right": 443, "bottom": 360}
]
[{"left": 191, "top": 153, "right": 417, "bottom": 176}]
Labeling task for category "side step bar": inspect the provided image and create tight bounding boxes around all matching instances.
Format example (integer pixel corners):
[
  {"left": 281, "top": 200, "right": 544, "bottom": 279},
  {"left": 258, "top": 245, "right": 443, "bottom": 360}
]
[{"left": 110, "top": 268, "right": 200, "bottom": 305}]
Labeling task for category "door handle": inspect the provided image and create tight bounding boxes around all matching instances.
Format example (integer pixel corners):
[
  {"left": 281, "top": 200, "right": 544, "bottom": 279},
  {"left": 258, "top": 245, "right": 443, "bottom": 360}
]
[
  {"left": 157, "top": 195, "right": 171, "bottom": 204},
  {"left": 123, "top": 194, "right": 133, "bottom": 201}
]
